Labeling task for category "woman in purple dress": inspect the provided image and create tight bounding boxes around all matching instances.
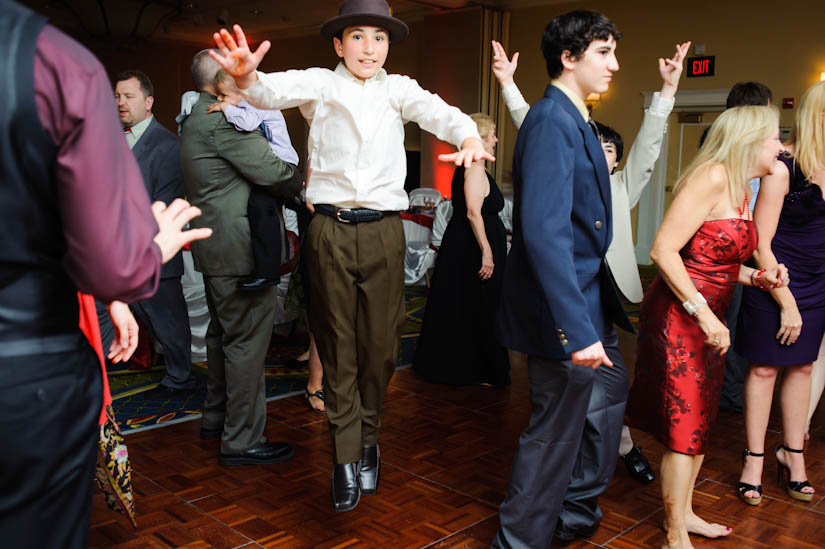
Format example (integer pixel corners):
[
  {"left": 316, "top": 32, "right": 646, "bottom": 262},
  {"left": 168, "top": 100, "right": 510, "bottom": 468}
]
[{"left": 737, "top": 81, "right": 825, "bottom": 505}]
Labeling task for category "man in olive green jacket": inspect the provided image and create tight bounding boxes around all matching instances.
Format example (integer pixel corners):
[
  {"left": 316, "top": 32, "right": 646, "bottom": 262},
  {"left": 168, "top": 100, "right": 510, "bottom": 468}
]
[{"left": 180, "top": 50, "right": 302, "bottom": 465}]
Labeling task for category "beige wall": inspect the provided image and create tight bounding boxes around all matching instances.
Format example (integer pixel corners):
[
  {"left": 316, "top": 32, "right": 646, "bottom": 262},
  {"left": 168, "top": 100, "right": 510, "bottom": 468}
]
[
  {"left": 78, "top": 0, "right": 825, "bottom": 193},
  {"left": 504, "top": 0, "right": 825, "bottom": 179}
]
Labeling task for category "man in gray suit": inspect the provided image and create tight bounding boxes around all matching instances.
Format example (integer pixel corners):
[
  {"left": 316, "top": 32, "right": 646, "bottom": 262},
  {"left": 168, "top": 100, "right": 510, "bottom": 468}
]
[
  {"left": 112, "top": 70, "right": 195, "bottom": 394},
  {"left": 180, "top": 50, "right": 301, "bottom": 465}
]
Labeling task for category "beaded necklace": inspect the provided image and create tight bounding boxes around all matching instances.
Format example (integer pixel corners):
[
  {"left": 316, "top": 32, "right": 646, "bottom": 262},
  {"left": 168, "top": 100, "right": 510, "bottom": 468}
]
[{"left": 738, "top": 192, "right": 750, "bottom": 220}]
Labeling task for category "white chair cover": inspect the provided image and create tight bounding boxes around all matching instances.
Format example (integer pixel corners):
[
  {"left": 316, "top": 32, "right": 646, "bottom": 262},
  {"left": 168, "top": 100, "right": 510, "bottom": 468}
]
[
  {"left": 430, "top": 199, "right": 453, "bottom": 249},
  {"left": 499, "top": 197, "right": 514, "bottom": 253}
]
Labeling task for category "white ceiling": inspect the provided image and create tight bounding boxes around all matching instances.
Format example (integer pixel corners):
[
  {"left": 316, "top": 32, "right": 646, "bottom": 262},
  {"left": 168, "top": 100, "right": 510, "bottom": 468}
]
[{"left": 23, "top": 0, "right": 571, "bottom": 46}]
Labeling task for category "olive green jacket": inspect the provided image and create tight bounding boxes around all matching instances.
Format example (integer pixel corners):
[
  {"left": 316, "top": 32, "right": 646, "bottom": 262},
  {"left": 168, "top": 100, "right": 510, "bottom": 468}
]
[{"left": 180, "top": 92, "right": 301, "bottom": 276}]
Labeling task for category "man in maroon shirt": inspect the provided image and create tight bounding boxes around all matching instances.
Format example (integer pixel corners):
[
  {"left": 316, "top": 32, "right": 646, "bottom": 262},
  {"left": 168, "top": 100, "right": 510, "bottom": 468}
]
[{"left": 0, "top": 1, "right": 211, "bottom": 547}]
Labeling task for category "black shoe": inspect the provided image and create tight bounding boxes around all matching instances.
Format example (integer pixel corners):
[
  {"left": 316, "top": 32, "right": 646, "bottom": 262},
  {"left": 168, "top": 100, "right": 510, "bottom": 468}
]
[
  {"left": 236, "top": 277, "right": 279, "bottom": 291},
  {"left": 358, "top": 445, "right": 380, "bottom": 495},
  {"left": 200, "top": 425, "right": 223, "bottom": 439},
  {"left": 621, "top": 446, "right": 655, "bottom": 484},
  {"left": 141, "top": 384, "right": 191, "bottom": 399},
  {"left": 554, "top": 518, "right": 597, "bottom": 542},
  {"left": 219, "top": 442, "right": 294, "bottom": 466},
  {"left": 331, "top": 462, "right": 360, "bottom": 512}
]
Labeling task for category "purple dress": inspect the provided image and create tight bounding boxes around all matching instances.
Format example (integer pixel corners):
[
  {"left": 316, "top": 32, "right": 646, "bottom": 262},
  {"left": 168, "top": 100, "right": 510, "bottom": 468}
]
[{"left": 737, "top": 155, "right": 825, "bottom": 365}]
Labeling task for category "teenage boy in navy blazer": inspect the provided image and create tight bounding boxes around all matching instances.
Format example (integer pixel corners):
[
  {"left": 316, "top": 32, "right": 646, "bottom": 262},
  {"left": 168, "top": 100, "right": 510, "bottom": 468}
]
[{"left": 494, "top": 10, "right": 633, "bottom": 548}]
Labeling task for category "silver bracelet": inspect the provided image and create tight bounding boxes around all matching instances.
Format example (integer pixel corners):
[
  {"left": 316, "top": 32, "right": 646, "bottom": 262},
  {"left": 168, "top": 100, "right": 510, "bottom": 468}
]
[{"left": 682, "top": 292, "right": 707, "bottom": 316}]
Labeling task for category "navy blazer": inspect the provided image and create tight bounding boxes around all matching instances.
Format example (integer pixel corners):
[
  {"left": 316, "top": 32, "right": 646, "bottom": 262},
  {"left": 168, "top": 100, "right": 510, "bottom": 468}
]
[
  {"left": 498, "top": 85, "right": 632, "bottom": 360},
  {"left": 131, "top": 117, "right": 184, "bottom": 279}
]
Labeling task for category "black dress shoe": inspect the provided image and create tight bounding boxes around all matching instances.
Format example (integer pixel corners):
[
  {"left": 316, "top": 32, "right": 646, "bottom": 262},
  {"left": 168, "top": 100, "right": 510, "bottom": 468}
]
[
  {"left": 554, "top": 518, "right": 597, "bottom": 542},
  {"left": 621, "top": 446, "right": 655, "bottom": 484},
  {"left": 219, "top": 442, "right": 294, "bottom": 466},
  {"left": 141, "top": 384, "right": 191, "bottom": 399},
  {"left": 200, "top": 425, "right": 223, "bottom": 439},
  {"left": 236, "top": 277, "right": 279, "bottom": 291},
  {"left": 358, "top": 444, "right": 380, "bottom": 495},
  {"left": 331, "top": 462, "right": 360, "bottom": 512}
]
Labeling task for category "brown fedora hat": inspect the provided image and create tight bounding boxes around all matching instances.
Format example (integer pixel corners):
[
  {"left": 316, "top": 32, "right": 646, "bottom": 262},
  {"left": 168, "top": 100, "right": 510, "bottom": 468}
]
[{"left": 320, "top": 0, "right": 409, "bottom": 43}]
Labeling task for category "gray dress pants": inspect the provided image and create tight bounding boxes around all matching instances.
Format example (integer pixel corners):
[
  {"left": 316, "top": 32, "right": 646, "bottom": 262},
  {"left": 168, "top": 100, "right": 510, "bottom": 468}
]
[{"left": 493, "top": 324, "right": 627, "bottom": 548}]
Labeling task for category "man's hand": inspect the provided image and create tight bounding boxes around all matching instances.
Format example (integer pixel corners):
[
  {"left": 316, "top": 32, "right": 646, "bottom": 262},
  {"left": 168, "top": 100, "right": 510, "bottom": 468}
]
[
  {"left": 209, "top": 24, "right": 270, "bottom": 90},
  {"left": 152, "top": 199, "right": 212, "bottom": 263},
  {"left": 106, "top": 301, "right": 138, "bottom": 364},
  {"left": 659, "top": 41, "right": 691, "bottom": 99},
  {"left": 491, "top": 40, "right": 519, "bottom": 88},
  {"left": 438, "top": 137, "right": 494, "bottom": 168},
  {"left": 207, "top": 101, "right": 229, "bottom": 113},
  {"left": 571, "top": 340, "right": 613, "bottom": 369}
]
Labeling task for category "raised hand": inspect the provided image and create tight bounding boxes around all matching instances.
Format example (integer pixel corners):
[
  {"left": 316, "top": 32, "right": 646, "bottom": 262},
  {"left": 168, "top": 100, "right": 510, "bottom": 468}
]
[
  {"left": 438, "top": 137, "right": 495, "bottom": 168},
  {"left": 491, "top": 40, "right": 519, "bottom": 88},
  {"left": 209, "top": 24, "right": 271, "bottom": 90},
  {"left": 659, "top": 41, "right": 691, "bottom": 98},
  {"left": 152, "top": 199, "right": 212, "bottom": 264}
]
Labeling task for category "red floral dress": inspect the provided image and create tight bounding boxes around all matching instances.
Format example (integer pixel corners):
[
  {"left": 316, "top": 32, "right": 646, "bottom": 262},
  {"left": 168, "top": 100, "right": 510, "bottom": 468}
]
[{"left": 626, "top": 219, "right": 756, "bottom": 455}]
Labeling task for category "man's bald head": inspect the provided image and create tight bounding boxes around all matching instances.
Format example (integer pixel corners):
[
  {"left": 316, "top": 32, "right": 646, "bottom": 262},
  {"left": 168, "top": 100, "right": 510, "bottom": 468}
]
[{"left": 191, "top": 49, "right": 221, "bottom": 94}]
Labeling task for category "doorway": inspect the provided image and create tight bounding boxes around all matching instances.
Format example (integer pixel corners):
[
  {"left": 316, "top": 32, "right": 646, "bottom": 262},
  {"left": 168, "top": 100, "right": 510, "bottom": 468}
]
[{"left": 634, "top": 89, "right": 728, "bottom": 264}]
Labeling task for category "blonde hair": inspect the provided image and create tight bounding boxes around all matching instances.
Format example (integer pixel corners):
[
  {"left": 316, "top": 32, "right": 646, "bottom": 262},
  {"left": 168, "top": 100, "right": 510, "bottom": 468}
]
[
  {"left": 786, "top": 81, "right": 825, "bottom": 180},
  {"left": 675, "top": 105, "right": 779, "bottom": 205},
  {"left": 470, "top": 112, "right": 495, "bottom": 140}
]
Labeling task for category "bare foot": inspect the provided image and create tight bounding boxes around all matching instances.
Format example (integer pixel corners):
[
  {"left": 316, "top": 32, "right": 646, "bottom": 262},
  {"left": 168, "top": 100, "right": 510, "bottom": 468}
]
[
  {"left": 684, "top": 514, "right": 732, "bottom": 538},
  {"left": 661, "top": 524, "right": 694, "bottom": 549}
]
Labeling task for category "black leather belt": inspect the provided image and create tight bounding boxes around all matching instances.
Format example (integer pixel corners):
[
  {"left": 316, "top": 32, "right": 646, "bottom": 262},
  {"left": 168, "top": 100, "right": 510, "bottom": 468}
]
[{"left": 315, "top": 204, "right": 398, "bottom": 224}]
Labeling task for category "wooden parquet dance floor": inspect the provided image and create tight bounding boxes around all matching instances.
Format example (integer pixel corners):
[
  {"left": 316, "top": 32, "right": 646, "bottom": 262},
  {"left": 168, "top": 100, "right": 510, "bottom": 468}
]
[{"left": 90, "top": 331, "right": 825, "bottom": 548}]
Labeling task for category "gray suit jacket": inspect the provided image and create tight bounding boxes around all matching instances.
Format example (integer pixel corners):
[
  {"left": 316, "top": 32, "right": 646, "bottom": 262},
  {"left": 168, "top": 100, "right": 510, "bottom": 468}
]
[
  {"left": 180, "top": 92, "right": 301, "bottom": 277},
  {"left": 132, "top": 117, "right": 183, "bottom": 279},
  {"left": 507, "top": 89, "right": 672, "bottom": 303}
]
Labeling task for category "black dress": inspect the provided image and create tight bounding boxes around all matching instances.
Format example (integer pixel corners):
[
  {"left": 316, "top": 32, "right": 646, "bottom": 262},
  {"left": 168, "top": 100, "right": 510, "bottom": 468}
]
[{"left": 413, "top": 166, "right": 510, "bottom": 386}]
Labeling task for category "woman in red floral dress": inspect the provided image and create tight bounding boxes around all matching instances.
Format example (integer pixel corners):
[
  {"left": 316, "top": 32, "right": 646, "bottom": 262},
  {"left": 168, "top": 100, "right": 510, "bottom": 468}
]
[{"left": 625, "top": 105, "right": 787, "bottom": 549}]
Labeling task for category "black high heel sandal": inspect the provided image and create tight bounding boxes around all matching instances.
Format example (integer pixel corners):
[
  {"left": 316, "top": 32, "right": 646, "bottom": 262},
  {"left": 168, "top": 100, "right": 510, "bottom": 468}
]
[
  {"left": 776, "top": 445, "right": 814, "bottom": 502},
  {"left": 737, "top": 448, "right": 764, "bottom": 506},
  {"left": 304, "top": 388, "right": 326, "bottom": 414}
]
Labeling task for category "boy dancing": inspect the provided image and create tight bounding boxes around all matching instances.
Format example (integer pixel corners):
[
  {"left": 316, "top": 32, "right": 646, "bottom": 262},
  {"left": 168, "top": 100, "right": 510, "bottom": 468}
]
[
  {"left": 493, "top": 10, "right": 632, "bottom": 547},
  {"left": 210, "top": 0, "right": 489, "bottom": 512}
]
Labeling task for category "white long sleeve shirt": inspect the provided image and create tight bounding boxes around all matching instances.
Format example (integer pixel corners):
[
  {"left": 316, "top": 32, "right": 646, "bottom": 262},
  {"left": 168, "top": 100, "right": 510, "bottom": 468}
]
[{"left": 245, "top": 63, "right": 480, "bottom": 210}]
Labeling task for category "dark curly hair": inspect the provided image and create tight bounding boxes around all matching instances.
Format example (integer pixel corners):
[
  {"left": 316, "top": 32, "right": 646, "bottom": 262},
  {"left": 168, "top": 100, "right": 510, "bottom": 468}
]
[{"left": 541, "top": 10, "right": 621, "bottom": 80}]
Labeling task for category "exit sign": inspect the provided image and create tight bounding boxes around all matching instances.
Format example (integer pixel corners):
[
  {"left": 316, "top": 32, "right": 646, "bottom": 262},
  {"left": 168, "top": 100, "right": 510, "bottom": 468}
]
[{"left": 687, "top": 56, "right": 715, "bottom": 77}]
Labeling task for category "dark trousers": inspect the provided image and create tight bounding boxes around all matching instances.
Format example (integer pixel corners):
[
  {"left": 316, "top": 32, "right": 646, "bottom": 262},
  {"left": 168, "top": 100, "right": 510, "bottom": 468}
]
[
  {"left": 201, "top": 275, "right": 278, "bottom": 454},
  {"left": 0, "top": 342, "right": 102, "bottom": 549},
  {"left": 493, "top": 325, "right": 627, "bottom": 549},
  {"left": 131, "top": 277, "right": 194, "bottom": 389},
  {"left": 247, "top": 186, "right": 283, "bottom": 279},
  {"left": 720, "top": 284, "right": 748, "bottom": 412},
  {"left": 304, "top": 213, "right": 405, "bottom": 464},
  {"left": 96, "top": 278, "right": 194, "bottom": 389}
]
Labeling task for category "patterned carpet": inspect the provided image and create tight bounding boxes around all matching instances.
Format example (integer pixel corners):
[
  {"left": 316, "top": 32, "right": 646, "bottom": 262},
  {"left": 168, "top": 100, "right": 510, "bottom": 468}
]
[{"left": 111, "top": 286, "right": 428, "bottom": 433}]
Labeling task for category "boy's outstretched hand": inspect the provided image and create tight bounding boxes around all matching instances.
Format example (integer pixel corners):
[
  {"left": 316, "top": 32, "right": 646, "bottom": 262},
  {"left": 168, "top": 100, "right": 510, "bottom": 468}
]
[
  {"left": 491, "top": 40, "right": 518, "bottom": 88},
  {"left": 210, "top": 24, "right": 271, "bottom": 90},
  {"left": 438, "top": 137, "right": 495, "bottom": 168},
  {"left": 659, "top": 41, "right": 690, "bottom": 98}
]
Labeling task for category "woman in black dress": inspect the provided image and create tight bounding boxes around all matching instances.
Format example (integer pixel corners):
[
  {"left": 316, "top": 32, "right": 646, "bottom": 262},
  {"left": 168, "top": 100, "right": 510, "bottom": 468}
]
[{"left": 413, "top": 113, "right": 510, "bottom": 386}]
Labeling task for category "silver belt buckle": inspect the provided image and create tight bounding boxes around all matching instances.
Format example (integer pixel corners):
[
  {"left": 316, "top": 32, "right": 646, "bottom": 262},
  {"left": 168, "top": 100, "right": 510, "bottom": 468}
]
[{"left": 336, "top": 207, "right": 352, "bottom": 223}]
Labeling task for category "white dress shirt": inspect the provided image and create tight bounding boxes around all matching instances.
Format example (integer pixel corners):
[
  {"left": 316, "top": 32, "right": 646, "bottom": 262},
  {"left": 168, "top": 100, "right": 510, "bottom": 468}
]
[
  {"left": 245, "top": 63, "right": 480, "bottom": 210},
  {"left": 124, "top": 114, "right": 153, "bottom": 149}
]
